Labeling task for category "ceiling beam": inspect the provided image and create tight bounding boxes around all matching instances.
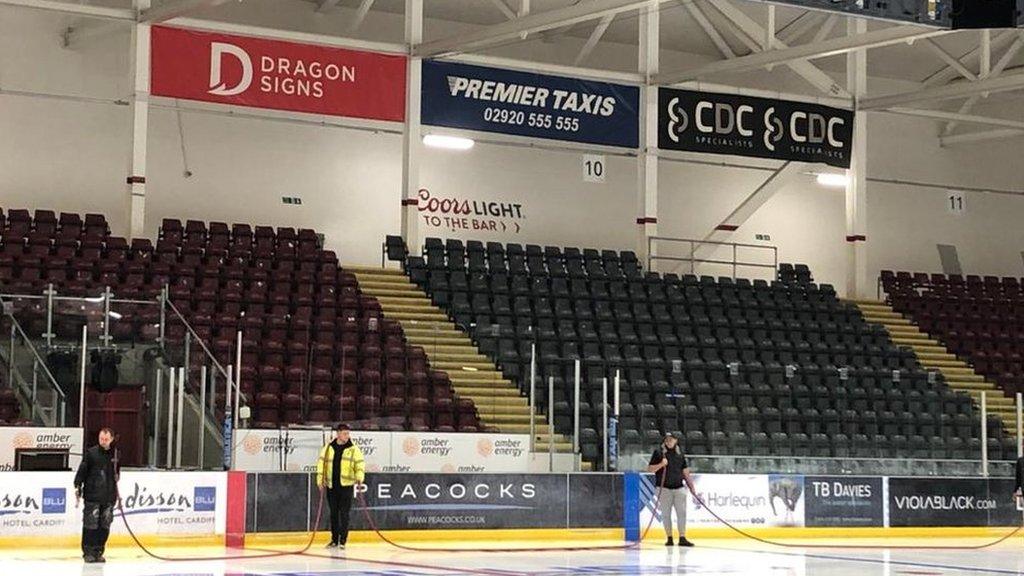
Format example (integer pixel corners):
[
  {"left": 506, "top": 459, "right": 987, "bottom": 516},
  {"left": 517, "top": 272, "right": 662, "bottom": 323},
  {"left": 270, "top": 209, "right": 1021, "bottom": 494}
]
[
  {"left": 414, "top": 0, "right": 664, "bottom": 58},
  {"left": 944, "top": 34, "right": 1024, "bottom": 134},
  {"left": 316, "top": 0, "right": 341, "bottom": 13},
  {"left": 922, "top": 30, "right": 1017, "bottom": 87},
  {"left": 777, "top": 11, "right": 823, "bottom": 45},
  {"left": 683, "top": 1, "right": 735, "bottom": 59},
  {"left": 487, "top": 0, "right": 516, "bottom": 20},
  {"left": 664, "top": 0, "right": 855, "bottom": 97},
  {"left": 139, "top": 0, "right": 235, "bottom": 23},
  {"left": 923, "top": 39, "right": 977, "bottom": 81},
  {"left": 348, "top": 0, "right": 376, "bottom": 32},
  {"left": 811, "top": 13, "right": 838, "bottom": 44},
  {"left": 657, "top": 22, "right": 945, "bottom": 89},
  {"left": 885, "top": 107, "right": 1024, "bottom": 130},
  {"left": 0, "top": 0, "right": 134, "bottom": 20},
  {"left": 574, "top": 13, "right": 614, "bottom": 65},
  {"left": 941, "top": 128, "right": 1024, "bottom": 146},
  {"left": 859, "top": 72, "right": 1024, "bottom": 110}
]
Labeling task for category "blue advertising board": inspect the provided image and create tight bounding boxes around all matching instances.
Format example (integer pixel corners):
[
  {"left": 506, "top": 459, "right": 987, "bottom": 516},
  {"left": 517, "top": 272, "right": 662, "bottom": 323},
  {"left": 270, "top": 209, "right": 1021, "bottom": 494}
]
[{"left": 422, "top": 60, "right": 640, "bottom": 148}]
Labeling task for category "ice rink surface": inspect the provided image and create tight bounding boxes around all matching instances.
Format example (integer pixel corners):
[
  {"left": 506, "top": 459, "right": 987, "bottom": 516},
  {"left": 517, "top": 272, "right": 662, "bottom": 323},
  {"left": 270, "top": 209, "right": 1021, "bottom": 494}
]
[{"left": 2, "top": 537, "right": 1024, "bottom": 576}]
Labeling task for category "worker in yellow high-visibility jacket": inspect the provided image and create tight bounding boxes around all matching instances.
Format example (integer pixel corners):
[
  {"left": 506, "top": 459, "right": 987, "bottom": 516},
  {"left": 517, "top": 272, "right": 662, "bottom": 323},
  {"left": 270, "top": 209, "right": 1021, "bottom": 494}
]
[{"left": 316, "top": 423, "right": 366, "bottom": 549}]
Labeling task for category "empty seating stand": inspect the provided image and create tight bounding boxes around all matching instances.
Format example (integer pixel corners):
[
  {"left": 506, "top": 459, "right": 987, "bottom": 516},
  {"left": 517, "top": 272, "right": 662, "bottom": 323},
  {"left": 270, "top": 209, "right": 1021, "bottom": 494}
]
[
  {"left": 0, "top": 209, "right": 478, "bottom": 433},
  {"left": 885, "top": 271, "right": 1024, "bottom": 407},
  {"left": 406, "top": 239, "right": 985, "bottom": 464}
]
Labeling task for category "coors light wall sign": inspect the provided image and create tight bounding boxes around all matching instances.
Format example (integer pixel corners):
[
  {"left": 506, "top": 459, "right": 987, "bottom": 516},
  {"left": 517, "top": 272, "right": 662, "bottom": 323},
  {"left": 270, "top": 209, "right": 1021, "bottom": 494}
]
[
  {"left": 658, "top": 88, "right": 855, "bottom": 168},
  {"left": 151, "top": 26, "right": 407, "bottom": 121}
]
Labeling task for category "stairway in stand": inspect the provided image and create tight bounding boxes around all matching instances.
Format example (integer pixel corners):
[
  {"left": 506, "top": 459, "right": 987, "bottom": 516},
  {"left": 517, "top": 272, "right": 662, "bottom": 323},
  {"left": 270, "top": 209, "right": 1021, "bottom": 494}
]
[
  {"left": 851, "top": 299, "right": 1014, "bottom": 432},
  {"left": 348, "top": 266, "right": 573, "bottom": 454}
]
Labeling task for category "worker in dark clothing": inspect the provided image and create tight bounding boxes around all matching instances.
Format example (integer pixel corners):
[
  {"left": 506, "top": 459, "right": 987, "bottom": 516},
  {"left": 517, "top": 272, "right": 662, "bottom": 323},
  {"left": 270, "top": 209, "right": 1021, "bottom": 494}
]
[
  {"left": 315, "top": 423, "right": 365, "bottom": 550},
  {"left": 648, "top": 433, "right": 697, "bottom": 547},
  {"left": 73, "top": 428, "right": 119, "bottom": 563}
]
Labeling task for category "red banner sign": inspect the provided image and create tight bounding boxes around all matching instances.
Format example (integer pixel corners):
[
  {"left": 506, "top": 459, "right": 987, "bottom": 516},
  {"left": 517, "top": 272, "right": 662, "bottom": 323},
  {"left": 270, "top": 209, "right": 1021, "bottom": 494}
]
[{"left": 151, "top": 26, "right": 406, "bottom": 122}]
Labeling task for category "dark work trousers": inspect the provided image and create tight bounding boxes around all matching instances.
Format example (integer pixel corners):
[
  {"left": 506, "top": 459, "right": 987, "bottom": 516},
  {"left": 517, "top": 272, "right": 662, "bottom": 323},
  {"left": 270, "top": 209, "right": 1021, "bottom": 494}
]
[
  {"left": 327, "top": 486, "right": 355, "bottom": 545},
  {"left": 82, "top": 501, "right": 114, "bottom": 559}
]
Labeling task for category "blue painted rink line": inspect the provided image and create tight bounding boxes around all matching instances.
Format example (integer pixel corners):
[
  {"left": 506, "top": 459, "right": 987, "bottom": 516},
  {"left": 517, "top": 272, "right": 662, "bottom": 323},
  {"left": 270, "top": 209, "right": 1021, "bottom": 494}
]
[{"left": 2, "top": 538, "right": 1024, "bottom": 576}]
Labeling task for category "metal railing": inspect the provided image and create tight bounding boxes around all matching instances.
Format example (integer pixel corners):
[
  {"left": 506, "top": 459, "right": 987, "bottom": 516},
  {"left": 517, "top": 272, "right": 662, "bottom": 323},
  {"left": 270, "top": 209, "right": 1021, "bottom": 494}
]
[
  {"left": 646, "top": 236, "right": 778, "bottom": 279},
  {"left": 0, "top": 308, "right": 66, "bottom": 426}
]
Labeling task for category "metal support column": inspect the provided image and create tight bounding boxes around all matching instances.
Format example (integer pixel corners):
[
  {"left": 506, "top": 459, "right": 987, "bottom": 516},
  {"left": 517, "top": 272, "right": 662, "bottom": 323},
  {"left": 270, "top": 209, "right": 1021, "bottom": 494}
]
[
  {"left": 44, "top": 284, "right": 54, "bottom": 349},
  {"left": 400, "top": 0, "right": 423, "bottom": 249},
  {"left": 636, "top": 0, "right": 659, "bottom": 268},
  {"left": 175, "top": 367, "right": 184, "bottom": 468},
  {"left": 153, "top": 368, "right": 162, "bottom": 468},
  {"left": 101, "top": 286, "right": 112, "bottom": 346},
  {"left": 573, "top": 359, "right": 581, "bottom": 471},
  {"left": 235, "top": 330, "right": 243, "bottom": 429},
  {"left": 602, "top": 377, "right": 609, "bottom": 472},
  {"left": 981, "top": 390, "right": 988, "bottom": 477},
  {"left": 199, "top": 366, "right": 207, "bottom": 468},
  {"left": 845, "top": 17, "right": 868, "bottom": 298},
  {"left": 529, "top": 341, "right": 536, "bottom": 452},
  {"left": 166, "top": 367, "right": 176, "bottom": 469},
  {"left": 126, "top": 0, "right": 151, "bottom": 239},
  {"left": 79, "top": 325, "right": 87, "bottom": 426},
  {"left": 548, "top": 375, "right": 554, "bottom": 472}
]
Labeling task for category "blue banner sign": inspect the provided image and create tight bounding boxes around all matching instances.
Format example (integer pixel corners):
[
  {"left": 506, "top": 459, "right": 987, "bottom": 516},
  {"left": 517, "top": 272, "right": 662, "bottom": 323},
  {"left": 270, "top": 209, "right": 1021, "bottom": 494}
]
[{"left": 422, "top": 60, "right": 640, "bottom": 148}]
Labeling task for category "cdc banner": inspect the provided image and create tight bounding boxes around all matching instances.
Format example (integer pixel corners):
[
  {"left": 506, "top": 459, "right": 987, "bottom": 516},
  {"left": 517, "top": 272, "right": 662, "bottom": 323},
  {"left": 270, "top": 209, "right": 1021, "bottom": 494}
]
[
  {"left": 659, "top": 88, "right": 854, "bottom": 167},
  {"left": 422, "top": 60, "right": 640, "bottom": 148}
]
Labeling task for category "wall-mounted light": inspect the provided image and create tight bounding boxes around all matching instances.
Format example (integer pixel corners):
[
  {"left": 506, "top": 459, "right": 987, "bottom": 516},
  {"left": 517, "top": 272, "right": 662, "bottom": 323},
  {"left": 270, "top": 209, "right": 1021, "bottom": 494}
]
[
  {"left": 423, "top": 134, "right": 475, "bottom": 150},
  {"left": 815, "top": 172, "right": 849, "bottom": 188}
]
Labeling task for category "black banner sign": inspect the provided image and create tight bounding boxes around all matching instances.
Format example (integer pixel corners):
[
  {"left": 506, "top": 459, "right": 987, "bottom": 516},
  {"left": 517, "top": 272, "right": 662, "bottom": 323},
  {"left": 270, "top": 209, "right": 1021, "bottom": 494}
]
[
  {"left": 805, "top": 476, "right": 883, "bottom": 527},
  {"left": 888, "top": 477, "right": 1018, "bottom": 527},
  {"left": 658, "top": 88, "right": 855, "bottom": 168}
]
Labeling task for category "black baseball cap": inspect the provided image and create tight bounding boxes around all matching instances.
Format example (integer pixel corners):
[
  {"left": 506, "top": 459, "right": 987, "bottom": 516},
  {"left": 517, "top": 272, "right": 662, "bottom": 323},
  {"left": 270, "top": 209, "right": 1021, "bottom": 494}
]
[{"left": 335, "top": 423, "right": 351, "bottom": 431}]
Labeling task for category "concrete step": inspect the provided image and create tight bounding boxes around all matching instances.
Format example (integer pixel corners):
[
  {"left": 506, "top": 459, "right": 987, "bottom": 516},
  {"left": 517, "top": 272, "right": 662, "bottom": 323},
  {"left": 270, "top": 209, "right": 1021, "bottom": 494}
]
[
  {"left": 454, "top": 385, "right": 521, "bottom": 397},
  {"left": 385, "top": 311, "right": 450, "bottom": 321},
  {"left": 448, "top": 372, "right": 506, "bottom": 382},
  {"left": 377, "top": 296, "right": 432, "bottom": 307},
  {"left": 358, "top": 280, "right": 418, "bottom": 291},
  {"left": 954, "top": 383, "right": 1000, "bottom": 393},
  {"left": 939, "top": 367, "right": 985, "bottom": 379},
  {"left": 892, "top": 334, "right": 937, "bottom": 342},
  {"left": 916, "top": 351, "right": 959, "bottom": 361},
  {"left": 431, "top": 360, "right": 499, "bottom": 371},
  {"left": 886, "top": 325, "right": 925, "bottom": 335},
  {"left": 862, "top": 313, "right": 911, "bottom": 324},
  {"left": 482, "top": 422, "right": 551, "bottom": 434},
  {"left": 461, "top": 394, "right": 528, "bottom": 406},
  {"left": 904, "top": 344, "right": 948, "bottom": 355},
  {"left": 429, "top": 353, "right": 493, "bottom": 364},
  {"left": 381, "top": 306, "right": 443, "bottom": 317},
  {"left": 347, "top": 265, "right": 406, "bottom": 275},
  {"left": 417, "top": 344, "right": 481, "bottom": 355},
  {"left": 919, "top": 359, "right": 968, "bottom": 369},
  {"left": 398, "top": 320, "right": 458, "bottom": 331},
  {"left": 485, "top": 413, "right": 539, "bottom": 424}
]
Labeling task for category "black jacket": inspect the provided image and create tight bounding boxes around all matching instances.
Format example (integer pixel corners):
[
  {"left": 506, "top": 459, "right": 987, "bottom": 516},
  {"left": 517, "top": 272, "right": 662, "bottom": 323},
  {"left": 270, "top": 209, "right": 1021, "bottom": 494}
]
[
  {"left": 74, "top": 445, "right": 119, "bottom": 504},
  {"left": 649, "top": 445, "right": 689, "bottom": 490}
]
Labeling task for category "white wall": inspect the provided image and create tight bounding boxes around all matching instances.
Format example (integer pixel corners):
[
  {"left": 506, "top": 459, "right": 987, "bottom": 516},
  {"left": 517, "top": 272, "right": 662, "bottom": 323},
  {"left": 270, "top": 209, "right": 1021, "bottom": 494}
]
[
  {"left": 1, "top": 5, "right": 1023, "bottom": 282},
  {"left": 419, "top": 141, "right": 636, "bottom": 251}
]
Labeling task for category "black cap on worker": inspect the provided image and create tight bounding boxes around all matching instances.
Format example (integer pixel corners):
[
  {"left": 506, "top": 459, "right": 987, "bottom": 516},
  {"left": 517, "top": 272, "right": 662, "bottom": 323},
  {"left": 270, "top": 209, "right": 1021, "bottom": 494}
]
[{"left": 335, "top": 423, "right": 351, "bottom": 431}]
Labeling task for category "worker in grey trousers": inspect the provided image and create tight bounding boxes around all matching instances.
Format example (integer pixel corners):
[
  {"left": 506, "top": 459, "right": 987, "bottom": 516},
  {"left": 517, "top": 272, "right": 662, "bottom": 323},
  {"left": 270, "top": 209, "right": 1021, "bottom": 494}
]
[{"left": 647, "top": 433, "right": 697, "bottom": 547}]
